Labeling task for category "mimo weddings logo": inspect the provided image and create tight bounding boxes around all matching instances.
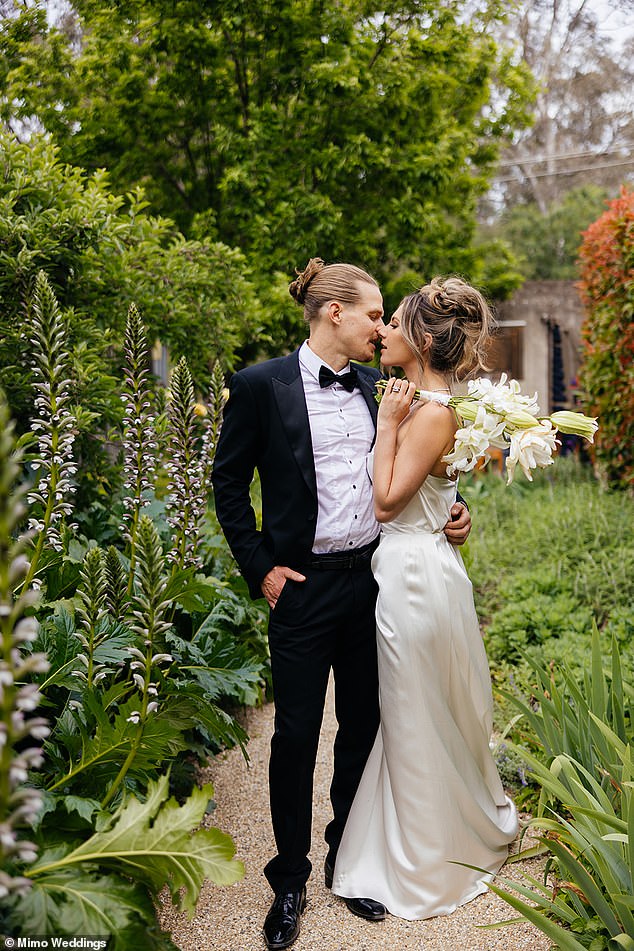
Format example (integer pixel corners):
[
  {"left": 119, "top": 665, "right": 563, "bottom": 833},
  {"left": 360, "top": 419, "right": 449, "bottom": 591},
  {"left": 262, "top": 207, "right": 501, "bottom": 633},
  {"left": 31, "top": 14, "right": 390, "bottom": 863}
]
[{"left": 2, "top": 938, "right": 109, "bottom": 950}]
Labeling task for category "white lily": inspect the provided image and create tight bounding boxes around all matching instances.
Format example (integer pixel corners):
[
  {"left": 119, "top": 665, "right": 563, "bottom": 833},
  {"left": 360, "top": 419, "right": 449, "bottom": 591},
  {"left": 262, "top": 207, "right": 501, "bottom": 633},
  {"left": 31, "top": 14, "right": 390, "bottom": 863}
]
[{"left": 506, "top": 422, "right": 559, "bottom": 484}]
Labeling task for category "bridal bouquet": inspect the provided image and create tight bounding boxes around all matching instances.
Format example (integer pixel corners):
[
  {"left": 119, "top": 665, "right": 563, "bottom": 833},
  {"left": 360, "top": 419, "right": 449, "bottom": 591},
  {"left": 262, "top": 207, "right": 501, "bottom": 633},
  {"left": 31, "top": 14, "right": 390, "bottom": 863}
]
[{"left": 375, "top": 375, "right": 598, "bottom": 484}]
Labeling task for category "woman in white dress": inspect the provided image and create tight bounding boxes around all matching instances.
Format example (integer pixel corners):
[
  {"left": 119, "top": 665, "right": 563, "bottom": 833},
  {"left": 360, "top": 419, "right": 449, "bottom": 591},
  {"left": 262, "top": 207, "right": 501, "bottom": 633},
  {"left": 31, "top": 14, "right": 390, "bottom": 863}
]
[{"left": 332, "top": 277, "right": 517, "bottom": 920}]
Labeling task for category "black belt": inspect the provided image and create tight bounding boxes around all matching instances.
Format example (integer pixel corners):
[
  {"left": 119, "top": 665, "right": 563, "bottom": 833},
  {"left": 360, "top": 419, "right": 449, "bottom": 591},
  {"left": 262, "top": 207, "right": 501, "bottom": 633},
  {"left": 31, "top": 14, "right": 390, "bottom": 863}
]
[{"left": 305, "top": 537, "right": 379, "bottom": 570}]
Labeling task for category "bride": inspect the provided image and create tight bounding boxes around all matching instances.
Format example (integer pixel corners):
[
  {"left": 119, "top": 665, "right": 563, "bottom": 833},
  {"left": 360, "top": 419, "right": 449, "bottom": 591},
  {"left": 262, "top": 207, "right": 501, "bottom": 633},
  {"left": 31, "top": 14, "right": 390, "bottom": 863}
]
[{"left": 332, "top": 277, "right": 518, "bottom": 920}]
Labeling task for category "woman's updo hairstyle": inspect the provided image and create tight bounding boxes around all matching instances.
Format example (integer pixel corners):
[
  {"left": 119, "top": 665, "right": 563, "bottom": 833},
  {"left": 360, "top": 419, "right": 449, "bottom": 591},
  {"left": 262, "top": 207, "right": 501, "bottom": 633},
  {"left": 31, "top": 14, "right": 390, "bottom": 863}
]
[
  {"left": 289, "top": 257, "right": 379, "bottom": 322},
  {"left": 398, "top": 276, "right": 495, "bottom": 381}
]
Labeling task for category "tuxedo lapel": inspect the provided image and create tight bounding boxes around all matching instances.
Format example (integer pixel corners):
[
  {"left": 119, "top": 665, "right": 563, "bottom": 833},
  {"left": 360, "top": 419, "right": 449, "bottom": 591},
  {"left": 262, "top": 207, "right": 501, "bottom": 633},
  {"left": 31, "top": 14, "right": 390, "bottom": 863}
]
[
  {"left": 356, "top": 370, "right": 379, "bottom": 427},
  {"left": 272, "top": 351, "right": 318, "bottom": 500}
]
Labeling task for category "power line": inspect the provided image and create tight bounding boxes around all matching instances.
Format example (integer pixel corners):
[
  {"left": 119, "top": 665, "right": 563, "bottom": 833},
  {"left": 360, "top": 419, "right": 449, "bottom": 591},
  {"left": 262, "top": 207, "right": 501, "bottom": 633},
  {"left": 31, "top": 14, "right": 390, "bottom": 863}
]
[
  {"left": 497, "top": 144, "right": 634, "bottom": 168},
  {"left": 493, "top": 157, "right": 634, "bottom": 183}
]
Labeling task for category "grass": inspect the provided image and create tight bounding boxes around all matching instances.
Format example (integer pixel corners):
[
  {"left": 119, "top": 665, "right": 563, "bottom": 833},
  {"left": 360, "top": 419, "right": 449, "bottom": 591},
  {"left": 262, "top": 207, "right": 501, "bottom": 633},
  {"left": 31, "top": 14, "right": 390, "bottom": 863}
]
[{"left": 460, "top": 456, "right": 634, "bottom": 731}]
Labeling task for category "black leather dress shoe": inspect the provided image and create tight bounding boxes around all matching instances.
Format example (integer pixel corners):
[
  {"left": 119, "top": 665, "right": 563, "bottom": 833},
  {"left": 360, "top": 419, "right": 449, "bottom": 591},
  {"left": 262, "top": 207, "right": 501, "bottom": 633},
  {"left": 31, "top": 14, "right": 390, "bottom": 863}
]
[
  {"left": 343, "top": 896, "right": 387, "bottom": 921},
  {"left": 263, "top": 887, "right": 307, "bottom": 950},
  {"left": 324, "top": 859, "right": 386, "bottom": 921}
]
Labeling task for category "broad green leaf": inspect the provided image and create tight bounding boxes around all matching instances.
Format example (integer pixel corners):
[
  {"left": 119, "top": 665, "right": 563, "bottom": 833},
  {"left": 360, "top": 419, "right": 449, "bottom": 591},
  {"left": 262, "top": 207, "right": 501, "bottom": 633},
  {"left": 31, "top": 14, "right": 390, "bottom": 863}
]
[
  {"left": 10, "top": 869, "right": 179, "bottom": 949},
  {"left": 30, "top": 774, "right": 244, "bottom": 914}
]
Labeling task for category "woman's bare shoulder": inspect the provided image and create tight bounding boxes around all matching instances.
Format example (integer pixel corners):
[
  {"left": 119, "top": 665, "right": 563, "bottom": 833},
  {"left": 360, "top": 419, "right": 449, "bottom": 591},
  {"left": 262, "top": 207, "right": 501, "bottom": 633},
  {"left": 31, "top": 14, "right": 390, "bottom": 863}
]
[{"left": 408, "top": 399, "right": 456, "bottom": 434}]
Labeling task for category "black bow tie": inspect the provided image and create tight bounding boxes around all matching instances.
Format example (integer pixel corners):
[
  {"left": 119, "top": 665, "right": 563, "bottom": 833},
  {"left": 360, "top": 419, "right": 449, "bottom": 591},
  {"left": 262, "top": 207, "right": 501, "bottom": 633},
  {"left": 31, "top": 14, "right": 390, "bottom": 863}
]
[{"left": 319, "top": 365, "right": 358, "bottom": 392}]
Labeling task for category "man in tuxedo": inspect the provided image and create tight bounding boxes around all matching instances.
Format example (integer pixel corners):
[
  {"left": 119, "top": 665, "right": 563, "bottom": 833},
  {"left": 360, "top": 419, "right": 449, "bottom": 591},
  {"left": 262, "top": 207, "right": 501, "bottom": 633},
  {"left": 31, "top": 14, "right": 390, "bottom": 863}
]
[{"left": 212, "top": 260, "right": 471, "bottom": 950}]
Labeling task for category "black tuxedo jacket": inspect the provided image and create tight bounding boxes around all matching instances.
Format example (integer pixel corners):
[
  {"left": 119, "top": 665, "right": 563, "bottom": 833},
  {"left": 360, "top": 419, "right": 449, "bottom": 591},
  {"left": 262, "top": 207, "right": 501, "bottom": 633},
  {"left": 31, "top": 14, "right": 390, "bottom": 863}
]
[{"left": 212, "top": 348, "right": 381, "bottom": 599}]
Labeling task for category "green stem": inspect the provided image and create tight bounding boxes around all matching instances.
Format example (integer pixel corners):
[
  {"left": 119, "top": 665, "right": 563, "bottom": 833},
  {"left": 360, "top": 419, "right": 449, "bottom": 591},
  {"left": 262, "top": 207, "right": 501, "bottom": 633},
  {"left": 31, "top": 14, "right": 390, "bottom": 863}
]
[
  {"left": 0, "top": 615, "right": 15, "bottom": 824},
  {"left": 86, "top": 628, "right": 94, "bottom": 686},
  {"left": 47, "top": 739, "right": 132, "bottom": 792},
  {"left": 100, "top": 726, "right": 143, "bottom": 810},
  {"left": 19, "top": 528, "right": 46, "bottom": 594},
  {"left": 127, "top": 505, "right": 140, "bottom": 595},
  {"left": 19, "top": 465, "right": 58, "bottom": 594},
  {"left": 100, "top": 644, "right": 151, "bottom": 809},
  {"left": 27, "top": 846, "right": 179, "bottom": 877}
]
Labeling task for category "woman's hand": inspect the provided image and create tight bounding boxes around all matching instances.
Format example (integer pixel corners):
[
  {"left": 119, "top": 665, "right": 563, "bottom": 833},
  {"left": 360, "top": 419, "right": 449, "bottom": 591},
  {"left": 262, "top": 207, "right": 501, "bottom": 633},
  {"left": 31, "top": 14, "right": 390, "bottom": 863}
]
[{"left": 377, "top": 378, "right": 417, "bottom": 429}]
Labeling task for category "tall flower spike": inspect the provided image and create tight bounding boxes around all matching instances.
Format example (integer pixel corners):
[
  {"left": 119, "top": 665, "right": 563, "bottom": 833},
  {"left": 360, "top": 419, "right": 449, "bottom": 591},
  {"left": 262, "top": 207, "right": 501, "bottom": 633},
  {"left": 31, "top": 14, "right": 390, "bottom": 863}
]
[
  {"left": 200, "top": 360, "right": 227, "bottom": 491},
  {"left": 102, "top": 515, "right": 172, "bottom": 808},
  {"left": 0, "top": 390, "right": 50, "bottom": 899},
  {"left": 23, "top": 271, "right": 78, "bottom": 587},
  {"left": 73, "top": 548, "right": 109, "bottom": 688},
  {"left": 104, "top": 545, "right": 129, "bottom": 621},
  {"left": 165, "top": 357, "right": 207, "bottom": 571},
  {"left": 121, "top": 305, "right": 157, "bottom": 579}
]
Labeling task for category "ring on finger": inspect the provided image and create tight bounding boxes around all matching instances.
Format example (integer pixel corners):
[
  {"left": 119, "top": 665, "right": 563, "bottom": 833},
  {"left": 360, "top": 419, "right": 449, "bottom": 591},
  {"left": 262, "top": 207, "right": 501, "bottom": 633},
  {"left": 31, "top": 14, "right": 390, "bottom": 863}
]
[{"left": 392, "top": 383, "right": 402, "bottom": 392}]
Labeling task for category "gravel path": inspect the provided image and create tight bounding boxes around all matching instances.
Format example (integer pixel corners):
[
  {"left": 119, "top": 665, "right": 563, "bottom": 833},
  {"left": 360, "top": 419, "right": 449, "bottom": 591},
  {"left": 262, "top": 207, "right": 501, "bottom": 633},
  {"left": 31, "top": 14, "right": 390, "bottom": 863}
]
[{"left": 158, "top": 678, "right": 551, "bottom": 951}]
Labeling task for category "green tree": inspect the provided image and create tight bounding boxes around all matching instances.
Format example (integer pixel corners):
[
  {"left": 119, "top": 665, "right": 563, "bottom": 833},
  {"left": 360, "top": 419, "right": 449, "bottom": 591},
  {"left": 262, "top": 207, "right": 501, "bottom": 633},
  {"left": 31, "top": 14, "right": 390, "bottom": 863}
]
[
  {"left": 488, "top": 0, "right": 634, "bottom": 212},
  {"left": 1, "top": 0, "right": 533, "bottom": 294},
  {"left": 482, "top": 184, "right": 611, "bottom": 280}
]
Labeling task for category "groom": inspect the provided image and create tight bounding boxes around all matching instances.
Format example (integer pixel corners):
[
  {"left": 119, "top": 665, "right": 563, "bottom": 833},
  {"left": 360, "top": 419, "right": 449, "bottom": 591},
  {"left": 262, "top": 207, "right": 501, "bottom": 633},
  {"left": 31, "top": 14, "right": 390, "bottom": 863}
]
[{"left": 212, "top": 260, "right": 471, "bottom": 950}]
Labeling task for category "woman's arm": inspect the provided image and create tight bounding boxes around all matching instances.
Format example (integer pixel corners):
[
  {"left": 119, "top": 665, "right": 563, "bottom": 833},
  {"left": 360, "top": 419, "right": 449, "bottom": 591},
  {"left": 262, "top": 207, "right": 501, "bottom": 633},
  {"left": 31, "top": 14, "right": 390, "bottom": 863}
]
[{"left": 372, "top": 381, "right": 456, "bottom": 523}]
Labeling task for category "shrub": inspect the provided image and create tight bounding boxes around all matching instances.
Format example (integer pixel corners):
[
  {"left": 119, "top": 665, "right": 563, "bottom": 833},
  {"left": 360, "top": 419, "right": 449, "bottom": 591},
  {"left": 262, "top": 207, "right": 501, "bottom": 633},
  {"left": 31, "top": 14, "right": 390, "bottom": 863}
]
[
  {"left": 578, "top": 186, "right": 634, "bottom": 491},
  {"left": 0, "top": 132, "right": 260, "bottom": 433}
]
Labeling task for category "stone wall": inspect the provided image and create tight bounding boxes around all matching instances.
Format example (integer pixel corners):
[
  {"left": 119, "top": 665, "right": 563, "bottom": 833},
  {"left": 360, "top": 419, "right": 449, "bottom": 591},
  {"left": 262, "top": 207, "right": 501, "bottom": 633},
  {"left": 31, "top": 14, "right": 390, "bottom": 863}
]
[{"left": 494, "top": 279, "right": 586, "bottom": 414}]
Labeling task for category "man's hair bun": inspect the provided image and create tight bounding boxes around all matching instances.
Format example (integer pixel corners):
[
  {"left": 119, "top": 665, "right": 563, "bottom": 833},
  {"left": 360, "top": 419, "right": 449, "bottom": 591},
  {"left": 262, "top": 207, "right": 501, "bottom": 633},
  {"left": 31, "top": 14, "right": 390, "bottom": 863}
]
[{"left": 289, "top": 257, "right": 325, "bottom": 304}]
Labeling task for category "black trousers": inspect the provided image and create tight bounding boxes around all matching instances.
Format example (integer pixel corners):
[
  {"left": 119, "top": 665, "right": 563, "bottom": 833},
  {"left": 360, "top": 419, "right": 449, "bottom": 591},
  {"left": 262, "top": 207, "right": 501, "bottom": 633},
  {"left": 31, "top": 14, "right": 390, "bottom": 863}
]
[{"left": 263, "top": 562, "right": 380, "bottom": 895}]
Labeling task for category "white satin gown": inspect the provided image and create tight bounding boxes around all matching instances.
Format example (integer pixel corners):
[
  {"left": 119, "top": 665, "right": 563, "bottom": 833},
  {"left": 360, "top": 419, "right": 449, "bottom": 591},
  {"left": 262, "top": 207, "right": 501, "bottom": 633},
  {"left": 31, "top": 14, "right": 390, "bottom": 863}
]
[{"left": 332, "top": 464, "right": 517, "bottom": 920}]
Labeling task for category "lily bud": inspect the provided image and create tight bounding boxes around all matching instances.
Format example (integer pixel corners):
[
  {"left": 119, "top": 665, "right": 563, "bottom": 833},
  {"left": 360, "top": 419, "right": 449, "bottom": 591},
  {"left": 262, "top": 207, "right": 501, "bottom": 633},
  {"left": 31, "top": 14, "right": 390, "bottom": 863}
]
[
  {"left": 453, "top": 400, "right": 480, "bottom": 424},
  {"left": 549, "top": 411, "right": 598, "bottom": 442},
  {"left": 503, "top": 409, "right": 541, "bottom": 430}
]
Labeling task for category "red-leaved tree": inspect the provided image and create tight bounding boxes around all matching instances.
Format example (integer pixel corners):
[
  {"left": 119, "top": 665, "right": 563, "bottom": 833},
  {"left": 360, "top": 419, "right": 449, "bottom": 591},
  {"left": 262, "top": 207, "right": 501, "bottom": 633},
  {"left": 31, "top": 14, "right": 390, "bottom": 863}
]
[{"left": 578, "top": 187, "right": 634, "bottom": 491}]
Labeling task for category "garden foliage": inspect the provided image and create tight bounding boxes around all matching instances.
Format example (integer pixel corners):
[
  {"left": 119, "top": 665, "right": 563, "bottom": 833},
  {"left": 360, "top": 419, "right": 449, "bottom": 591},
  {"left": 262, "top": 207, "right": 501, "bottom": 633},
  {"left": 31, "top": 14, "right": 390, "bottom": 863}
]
[
  {"left": 0, "top": 274, "right": 270, "bottom": 943},
  {"left": 0, "top": 0, "right": 533, "bottom": 299},
  {"left": 491, "top": 628, "right": 634, "bottom": 951},
  {"left": 0, "top": 132, "right": 261, "bottom": 434},
  {"left": 460, "top": 464, "right": 634, "bottom": 945},
  {"left": 463, "top": 463, "right": 634, "bottom": 701},
  {"left": 578, "top": 186, "right": 634, "bottom": 492}
]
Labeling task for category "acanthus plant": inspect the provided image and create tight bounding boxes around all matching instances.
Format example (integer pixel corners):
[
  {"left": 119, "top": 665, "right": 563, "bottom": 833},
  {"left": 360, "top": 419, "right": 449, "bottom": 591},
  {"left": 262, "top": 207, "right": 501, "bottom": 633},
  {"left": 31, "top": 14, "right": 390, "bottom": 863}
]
[
  {"left": 72, "top": 548, "right": 110, "bottom": 689},
  {"left": 103, "top": 515, "right": 173, "bottom": 809},
  {"left": 22, "top": 271, "right": 78, "bottom": 590},
  {"left": 0, "top": 392, "right": 50, "bottom": 900},
  {"left": 120, "top": 304, "right": 158, "bottom": 584},
  {"left": 0, "top": 277, "right": 270, "bottom": 940},
  {"left": 200, "top": 360, "right": 227, "bottom": 491},
  {"left": 165, "top": 357, "right": 207, "bottom": 571},
  {"left": 104, "top": 545, "right": 129, "bottom": 619}
]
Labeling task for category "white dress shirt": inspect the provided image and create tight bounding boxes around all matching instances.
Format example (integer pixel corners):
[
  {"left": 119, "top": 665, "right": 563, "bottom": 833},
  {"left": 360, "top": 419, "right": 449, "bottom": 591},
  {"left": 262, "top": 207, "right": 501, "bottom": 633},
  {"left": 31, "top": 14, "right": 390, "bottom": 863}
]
[{"left": 299, "top": 341, "right": 378, "bottom": 553}]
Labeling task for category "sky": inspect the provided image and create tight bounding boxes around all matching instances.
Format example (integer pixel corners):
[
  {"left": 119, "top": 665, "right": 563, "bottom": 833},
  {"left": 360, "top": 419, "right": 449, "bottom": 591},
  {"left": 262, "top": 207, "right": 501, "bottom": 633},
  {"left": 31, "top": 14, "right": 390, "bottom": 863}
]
[{"left": 588, "top": 0, "right": 634, "bottom": 46}]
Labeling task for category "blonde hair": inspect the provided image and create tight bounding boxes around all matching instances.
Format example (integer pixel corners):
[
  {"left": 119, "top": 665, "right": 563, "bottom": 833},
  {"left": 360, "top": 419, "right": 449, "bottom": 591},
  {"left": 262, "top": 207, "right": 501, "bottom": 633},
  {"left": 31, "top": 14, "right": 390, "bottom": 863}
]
[
  {"left": 399, "top": 277, "right": 495, "bottom": 381},
  {"left": 289, "top": 257, "right": 379, "bottom": 322}
]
